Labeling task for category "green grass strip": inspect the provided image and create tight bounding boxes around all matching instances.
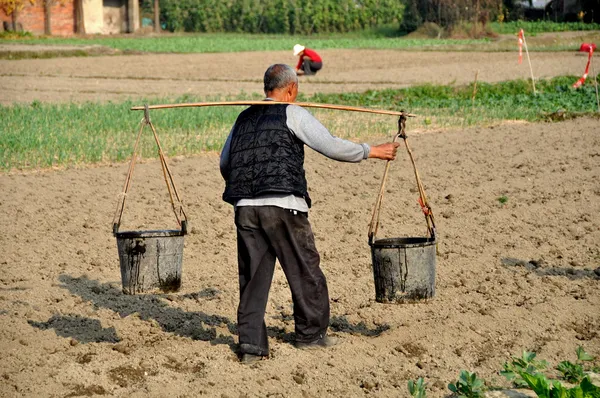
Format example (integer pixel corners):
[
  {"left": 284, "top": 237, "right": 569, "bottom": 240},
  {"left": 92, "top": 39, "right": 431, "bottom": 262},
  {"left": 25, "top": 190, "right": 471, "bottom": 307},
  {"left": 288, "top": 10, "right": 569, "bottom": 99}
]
[
  {"left": 490, "top": 21, "right": 600, "bottom": 35},
  {"left": 0, "top": 33, "right": 486, "bottom": 54},
  {"left": 1, "top": 75, "right": 599, "bottom": 171}
]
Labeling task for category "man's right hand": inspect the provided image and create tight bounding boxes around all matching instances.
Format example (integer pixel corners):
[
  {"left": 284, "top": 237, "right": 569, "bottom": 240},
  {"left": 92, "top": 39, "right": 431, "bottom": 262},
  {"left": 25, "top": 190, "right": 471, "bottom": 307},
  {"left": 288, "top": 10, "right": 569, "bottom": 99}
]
[{"left": 368, "top": 142, "right": 400, "bottom": 160}]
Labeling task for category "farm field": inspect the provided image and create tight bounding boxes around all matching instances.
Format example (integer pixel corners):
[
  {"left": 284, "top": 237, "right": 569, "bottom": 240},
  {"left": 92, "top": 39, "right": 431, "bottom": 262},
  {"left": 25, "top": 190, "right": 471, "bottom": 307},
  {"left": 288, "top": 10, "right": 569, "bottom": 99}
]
[
  {"left": 1, "top": 38, "right": 599, "bottom": 397},
  {"left": 0, "top": 47, "right": 597, "bottom": 104}
]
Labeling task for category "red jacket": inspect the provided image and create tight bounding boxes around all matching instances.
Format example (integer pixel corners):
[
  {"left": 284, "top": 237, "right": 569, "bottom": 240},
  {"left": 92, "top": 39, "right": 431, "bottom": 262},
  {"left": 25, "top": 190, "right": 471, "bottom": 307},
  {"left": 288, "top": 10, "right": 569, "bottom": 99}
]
[{"left": 296, "top": 48, "right": 322, "bottom": 69}]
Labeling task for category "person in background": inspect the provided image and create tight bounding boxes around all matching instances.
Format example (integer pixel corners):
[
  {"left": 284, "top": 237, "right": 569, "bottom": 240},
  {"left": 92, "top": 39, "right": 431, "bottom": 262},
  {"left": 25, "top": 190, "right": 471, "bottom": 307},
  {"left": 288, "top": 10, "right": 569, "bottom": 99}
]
[
  {"left": 220, "top": 64, "right": 399, "bottom": 364},
  {"left": 294, "top": 44, "right": 322, "bottom": 76}
]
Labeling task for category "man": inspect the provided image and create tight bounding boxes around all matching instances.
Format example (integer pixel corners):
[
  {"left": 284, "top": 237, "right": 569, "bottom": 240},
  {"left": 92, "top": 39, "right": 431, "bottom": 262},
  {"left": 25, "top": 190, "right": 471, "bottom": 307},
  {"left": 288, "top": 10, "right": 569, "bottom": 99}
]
[
  {"left": 293, "top": 44, "right": 322, "bottom": 76},
  {"left": 220, "top": 64, "right": 399, "bottom": 364}
]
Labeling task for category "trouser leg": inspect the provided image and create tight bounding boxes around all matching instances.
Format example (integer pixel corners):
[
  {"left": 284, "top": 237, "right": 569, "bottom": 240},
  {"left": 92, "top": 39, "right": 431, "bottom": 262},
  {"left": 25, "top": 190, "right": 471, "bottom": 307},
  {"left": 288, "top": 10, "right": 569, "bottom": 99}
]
[
  {"left": 235, "top": 207, "right": 276, "bottom": 356},
  {"left": 260, "top": 207, "right": 330, "bottom": 343},
  {"left": 302, "top": 59, "right": 314, "bottom": 75}
]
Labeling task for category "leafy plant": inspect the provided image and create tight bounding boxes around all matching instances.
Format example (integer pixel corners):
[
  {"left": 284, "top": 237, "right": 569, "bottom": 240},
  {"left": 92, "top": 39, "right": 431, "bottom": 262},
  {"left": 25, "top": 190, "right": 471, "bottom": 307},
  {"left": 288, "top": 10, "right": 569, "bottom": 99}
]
[
  {"left": 448, "top": 370, "right": 486, "bottom": 398},
  {"left": 519, "top": 371, "right": 600, "bottom": 398},
  {"left": 576, "top": 346, "right": 596, "bottom": 362},
  {"left": 501, "top": 351, "right": 548, "bottom": 388},
  {"left": 408, "top": 377, "right": 427, "bottom": 398},
  {"left": 498, "top": 195, "right": 509, "bottom": 205},
  {"left": 557, "top": 361, "right": 584, "bottom": 384},
  {"left": 556, "top": 346, "right": 597, "bottom": 383}
]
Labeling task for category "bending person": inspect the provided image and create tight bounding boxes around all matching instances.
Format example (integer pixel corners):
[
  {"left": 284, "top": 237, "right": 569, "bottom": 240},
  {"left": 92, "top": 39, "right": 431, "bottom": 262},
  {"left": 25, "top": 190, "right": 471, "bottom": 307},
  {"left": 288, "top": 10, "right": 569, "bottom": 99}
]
[{"left": 294, "top": 44, "right": 322, "bottom": 76}]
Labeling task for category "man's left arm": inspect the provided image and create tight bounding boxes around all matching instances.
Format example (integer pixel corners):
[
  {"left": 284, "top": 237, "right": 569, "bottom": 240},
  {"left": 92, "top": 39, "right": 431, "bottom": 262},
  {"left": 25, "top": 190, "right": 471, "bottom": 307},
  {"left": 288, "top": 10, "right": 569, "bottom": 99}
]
[{"left": 287, "top": 106, "right": 370, "bottom": 162}]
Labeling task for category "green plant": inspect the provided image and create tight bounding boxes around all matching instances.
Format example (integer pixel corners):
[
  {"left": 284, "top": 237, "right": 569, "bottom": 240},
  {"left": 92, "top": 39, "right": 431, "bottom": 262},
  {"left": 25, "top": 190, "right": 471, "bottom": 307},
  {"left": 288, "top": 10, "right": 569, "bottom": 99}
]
[
  {"left": 557, "top": 361, "right": 585, "bottom": 384},
  {"left": 519, "top": 371, "right": 600, "bottom": 398},
  {"left": 556, "top": 346, "right": 596, "bottom": 383},
  {"left": 408, "top": 377, "right": 427, "bottom": 398},
  {"left": 448, "top": 370, "right": 486, "bottom": 398},
  {"left": 159, "top": 0, "right": 405, "bottom": 34},
  {"left": 501, "top": 351, "right": 549, "bottom": 388},
  {"left": 498, "top": 195, "right": 509, "bottom": 205}
]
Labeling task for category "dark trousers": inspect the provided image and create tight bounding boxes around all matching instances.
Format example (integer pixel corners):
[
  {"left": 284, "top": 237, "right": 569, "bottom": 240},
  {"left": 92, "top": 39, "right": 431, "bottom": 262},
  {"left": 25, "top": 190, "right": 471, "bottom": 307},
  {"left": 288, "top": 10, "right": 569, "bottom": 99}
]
[
  {"left": 302, "top": 59, "right": 322, "bottom": 75},
  {"left": 234, "top": 206, "right": 330, "bottom": 356}
]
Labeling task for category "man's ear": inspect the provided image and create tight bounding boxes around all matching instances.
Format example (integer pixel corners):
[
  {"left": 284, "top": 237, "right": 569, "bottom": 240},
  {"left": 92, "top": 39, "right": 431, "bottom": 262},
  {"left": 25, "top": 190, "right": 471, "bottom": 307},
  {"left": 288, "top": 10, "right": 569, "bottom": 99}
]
[{"left": 286, "top": 83, "right": 297, "bottom": 100}]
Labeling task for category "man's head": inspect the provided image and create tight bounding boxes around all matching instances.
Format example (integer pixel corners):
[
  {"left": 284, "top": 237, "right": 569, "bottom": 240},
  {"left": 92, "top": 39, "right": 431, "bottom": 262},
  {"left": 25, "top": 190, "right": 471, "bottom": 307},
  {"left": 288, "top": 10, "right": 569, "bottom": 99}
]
[{"left": 264, "top": 64, "right": 298, "bottom": 102}]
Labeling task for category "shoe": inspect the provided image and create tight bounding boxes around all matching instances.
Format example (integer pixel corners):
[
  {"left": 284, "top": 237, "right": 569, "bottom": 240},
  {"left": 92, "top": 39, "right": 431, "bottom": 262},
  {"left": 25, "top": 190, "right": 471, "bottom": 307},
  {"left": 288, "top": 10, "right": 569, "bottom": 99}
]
[
  {"left": 240, "top": 353, "right": 264, "bottom": 364},
  {"left": 295, "top": 335, "right": 339, "bottom": 350}
]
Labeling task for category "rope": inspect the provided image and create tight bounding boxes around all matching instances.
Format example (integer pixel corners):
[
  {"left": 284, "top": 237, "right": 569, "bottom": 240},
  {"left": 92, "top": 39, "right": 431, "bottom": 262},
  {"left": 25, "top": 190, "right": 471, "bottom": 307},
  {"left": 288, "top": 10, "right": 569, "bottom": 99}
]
[
  {"left": 368, "top": 115, "right": 436, "bottom": 245},
  {"left": 112, "top": 105, "right": 188, "bottom": 234}
]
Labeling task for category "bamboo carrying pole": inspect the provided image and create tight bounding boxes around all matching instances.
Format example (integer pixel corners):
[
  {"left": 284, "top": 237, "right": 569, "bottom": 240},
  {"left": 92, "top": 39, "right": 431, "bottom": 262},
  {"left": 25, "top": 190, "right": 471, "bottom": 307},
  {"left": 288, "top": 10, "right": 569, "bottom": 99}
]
[{"left": 131, "top": 101, "right": 416, "bottom": 117}]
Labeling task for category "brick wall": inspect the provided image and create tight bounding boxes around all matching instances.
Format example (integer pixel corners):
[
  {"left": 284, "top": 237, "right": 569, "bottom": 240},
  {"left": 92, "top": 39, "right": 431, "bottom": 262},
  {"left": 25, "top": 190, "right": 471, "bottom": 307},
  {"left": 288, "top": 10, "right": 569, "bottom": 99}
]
[{"left": 0, "top": 1, "right": 75, "bottom": 36}]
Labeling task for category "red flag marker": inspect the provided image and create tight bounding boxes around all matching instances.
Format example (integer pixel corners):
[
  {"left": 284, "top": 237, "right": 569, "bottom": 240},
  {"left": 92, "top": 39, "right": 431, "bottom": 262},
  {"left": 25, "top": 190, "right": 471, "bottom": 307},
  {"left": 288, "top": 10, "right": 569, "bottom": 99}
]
[
  {"left": 518, "top": 29, "right": 524, "bottom": 64},
  {"left": 573, "top": 43, "right": 596, "bottom": 89}
]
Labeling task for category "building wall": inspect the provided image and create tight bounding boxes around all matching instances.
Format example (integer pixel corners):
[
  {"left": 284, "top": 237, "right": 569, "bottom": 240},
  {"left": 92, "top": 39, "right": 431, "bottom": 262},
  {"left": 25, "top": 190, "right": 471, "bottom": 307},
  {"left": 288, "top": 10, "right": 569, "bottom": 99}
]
[
  {"left": 0, "top": 1, "right": 76, "bottom": 36},
  {"left": 82, "top": 0, "right": 103, "bottom": 34}
]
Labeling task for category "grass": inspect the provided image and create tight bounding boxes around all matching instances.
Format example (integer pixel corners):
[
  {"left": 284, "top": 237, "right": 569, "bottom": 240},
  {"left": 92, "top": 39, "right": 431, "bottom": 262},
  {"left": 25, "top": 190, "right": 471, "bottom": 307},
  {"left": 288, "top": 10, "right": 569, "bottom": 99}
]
[
  {"left": 1, "top": 31, "right": 598, "bottom": 57},
  {"left": 0, "top": 32, "right": 487, "bottom": 54},
  {"left": 490, "top": 21, "right": 600, "bottom": 35},
  {"left": 1, "top": 75, "right": 599, "bottom": 171}
]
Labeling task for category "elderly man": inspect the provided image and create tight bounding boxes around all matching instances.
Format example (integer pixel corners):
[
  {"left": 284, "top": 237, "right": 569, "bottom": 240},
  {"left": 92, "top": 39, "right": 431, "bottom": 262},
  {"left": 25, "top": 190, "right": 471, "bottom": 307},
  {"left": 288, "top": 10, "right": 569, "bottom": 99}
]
[{"left": 220, "top": 64, "right": 399, "bottom": 364}]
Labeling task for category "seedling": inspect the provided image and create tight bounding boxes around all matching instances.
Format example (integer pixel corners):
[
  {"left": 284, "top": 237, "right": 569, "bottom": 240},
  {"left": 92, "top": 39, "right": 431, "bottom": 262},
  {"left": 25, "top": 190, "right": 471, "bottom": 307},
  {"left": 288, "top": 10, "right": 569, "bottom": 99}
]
[
  {"left": 556, "top": 346, "right": 597, "bottom": 383},
  {"left": 408, "top": 378, "right": 427, "bottom": 398},
  {"left": 501, "top": 351, "right": 548, "bottom": 388},
  {"left": 448, "top": 370, "right": 486, "bottom": 398},
  {"left": 497, "top": 195, "right": 509, "bottom": 205}
]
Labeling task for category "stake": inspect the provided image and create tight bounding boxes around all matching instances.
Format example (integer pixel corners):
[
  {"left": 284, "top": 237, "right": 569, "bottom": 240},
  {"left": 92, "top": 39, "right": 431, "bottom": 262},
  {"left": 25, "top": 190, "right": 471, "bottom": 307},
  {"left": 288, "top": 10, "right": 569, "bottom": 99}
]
[
  {"left": 471, "top": 69, "right": 479, "bottom": 107},
  {"left": 131, "top": 101, "right": 416, "bottom": 117},
  {"left": 591, "top": 56, "right": 600, "bottom": 113},
  {"left": 522, "top": 32, "right": 537, "bottom": 94}
]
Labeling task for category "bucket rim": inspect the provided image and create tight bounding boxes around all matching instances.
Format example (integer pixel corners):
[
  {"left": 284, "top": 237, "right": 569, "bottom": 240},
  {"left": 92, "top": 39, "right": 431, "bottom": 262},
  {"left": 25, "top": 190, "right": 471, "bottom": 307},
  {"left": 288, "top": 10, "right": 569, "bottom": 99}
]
[
  {"left": 370, "top": 236, "right": 436, "bottom": 248},
  {"left": 115, "top": 229, "right": 185, "bottom": 239}
]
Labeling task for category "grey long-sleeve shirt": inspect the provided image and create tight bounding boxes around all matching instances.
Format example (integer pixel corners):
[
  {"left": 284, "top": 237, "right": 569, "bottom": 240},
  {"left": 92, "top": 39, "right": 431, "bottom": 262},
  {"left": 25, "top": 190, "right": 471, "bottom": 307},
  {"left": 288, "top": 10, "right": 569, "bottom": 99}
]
[{"left": 220, "top": 102, "right": 371, "bottom": 212}]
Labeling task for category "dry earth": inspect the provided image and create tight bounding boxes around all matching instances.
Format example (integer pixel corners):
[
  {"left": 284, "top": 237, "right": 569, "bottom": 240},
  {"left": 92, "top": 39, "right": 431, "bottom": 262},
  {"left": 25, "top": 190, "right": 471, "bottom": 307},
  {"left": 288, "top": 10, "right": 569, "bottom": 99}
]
[
  {"left": 0, "top": 46, "right": 599, "bottom": 397},
  {"left": 0, "top": 48, "right": 595, "bottom": 104},
  {"left": 1, "top": 115, "right": 599, "bottom": 397}
]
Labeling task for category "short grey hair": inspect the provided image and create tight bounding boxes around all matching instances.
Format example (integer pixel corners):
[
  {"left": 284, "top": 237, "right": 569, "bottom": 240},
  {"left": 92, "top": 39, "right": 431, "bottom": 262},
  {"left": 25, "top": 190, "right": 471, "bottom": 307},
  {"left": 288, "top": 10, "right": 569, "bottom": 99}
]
[{"left": 264, "top": 64, "right": 298, "bottom": 94}]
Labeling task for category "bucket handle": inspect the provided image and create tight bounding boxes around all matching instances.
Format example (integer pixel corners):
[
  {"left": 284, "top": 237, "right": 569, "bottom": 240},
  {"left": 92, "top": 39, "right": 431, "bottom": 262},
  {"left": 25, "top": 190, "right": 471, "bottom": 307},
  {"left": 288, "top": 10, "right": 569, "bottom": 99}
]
[
  {"left": 112, "top": 105, "right": 188, "bottom": 236},
  {"left": 367, "top": 114, "right": 436, "bottom": 245}
]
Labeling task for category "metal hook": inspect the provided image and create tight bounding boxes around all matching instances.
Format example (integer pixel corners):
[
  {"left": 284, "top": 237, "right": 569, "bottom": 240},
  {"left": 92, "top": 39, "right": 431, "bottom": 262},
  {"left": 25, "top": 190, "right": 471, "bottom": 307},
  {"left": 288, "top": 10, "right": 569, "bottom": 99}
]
[
  {"left": 398, "top": 112, "right": 407, "bottom": 140},
  {"left": 144, "top": 104, "right": 151, "bottom": 125}
]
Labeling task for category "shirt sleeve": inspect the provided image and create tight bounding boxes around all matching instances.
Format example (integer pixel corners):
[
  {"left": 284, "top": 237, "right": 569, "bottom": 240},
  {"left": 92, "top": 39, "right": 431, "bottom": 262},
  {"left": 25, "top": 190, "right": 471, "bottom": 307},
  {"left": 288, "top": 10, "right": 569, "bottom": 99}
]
[
  {"left": 219, "top": 127, "right": 234, "bottom": 180},
  {"left": 286, "top": 105, "right": 370, "bottom": 162}
]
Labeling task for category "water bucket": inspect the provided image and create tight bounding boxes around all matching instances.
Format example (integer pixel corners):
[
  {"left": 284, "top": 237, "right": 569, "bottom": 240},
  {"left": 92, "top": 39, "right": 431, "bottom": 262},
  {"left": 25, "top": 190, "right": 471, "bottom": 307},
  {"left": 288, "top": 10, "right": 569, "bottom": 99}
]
[
  {"left": 115, "top": 229, "right": 185, "bottom": 295},
  {"left": 370, "top": 237, "right": 436, "bottom": 303},
  {"left": 367, "top": 115, "right": 437, "bottom": 303},
  {"left": 112, "top": 111, "right": 189, "bottom": 295}
]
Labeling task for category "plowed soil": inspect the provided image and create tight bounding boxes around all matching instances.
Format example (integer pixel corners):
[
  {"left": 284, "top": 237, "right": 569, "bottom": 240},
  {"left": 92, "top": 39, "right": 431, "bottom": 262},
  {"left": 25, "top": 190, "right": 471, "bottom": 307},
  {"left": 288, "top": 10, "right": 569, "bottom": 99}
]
[
  {"left": 0, "top": 48, "right": 593, "bottom": 104},
  {"left": 0, "top": 47, "right": 599, "bottom": 397}
]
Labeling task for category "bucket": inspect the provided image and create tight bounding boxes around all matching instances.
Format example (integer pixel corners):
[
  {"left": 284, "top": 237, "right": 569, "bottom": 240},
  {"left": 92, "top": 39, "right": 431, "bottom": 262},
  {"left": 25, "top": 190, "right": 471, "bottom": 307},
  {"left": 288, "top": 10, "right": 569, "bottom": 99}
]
[
  {"left": 116, "top": 229, "right": 185, "bottom": 295},
  {"left": 367, "top": 114, "right": 437, "bottom": 303},
  {"left": 112, "top": 112, "right": 189, "bottom": 295},
  {"left": 370, "top": 237, "right": 436, "bottom": 303}
]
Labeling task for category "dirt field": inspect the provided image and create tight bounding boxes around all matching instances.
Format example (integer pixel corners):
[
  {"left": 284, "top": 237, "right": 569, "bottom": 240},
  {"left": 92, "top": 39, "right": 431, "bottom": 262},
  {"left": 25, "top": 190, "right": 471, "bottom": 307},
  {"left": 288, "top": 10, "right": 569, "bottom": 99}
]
[
  {"left": 1, "top": 112, "right": 599, "bottom": 396},
  {"left": 0, "top": 48, "right": 594, "bottom": 104},
  {"left": 1, "top": 46, "right": 600, "bottom": 397}
]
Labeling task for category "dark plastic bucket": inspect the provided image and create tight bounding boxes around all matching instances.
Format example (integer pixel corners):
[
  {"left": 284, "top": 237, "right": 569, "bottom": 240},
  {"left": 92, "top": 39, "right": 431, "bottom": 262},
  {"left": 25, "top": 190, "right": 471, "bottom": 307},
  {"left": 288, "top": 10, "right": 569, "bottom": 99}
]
[
  {"left": 115, "top": 229, "right": 184, "bottom": 295},
  {"left": 370, "top": 237, "right": 436, "bottom": 303}
]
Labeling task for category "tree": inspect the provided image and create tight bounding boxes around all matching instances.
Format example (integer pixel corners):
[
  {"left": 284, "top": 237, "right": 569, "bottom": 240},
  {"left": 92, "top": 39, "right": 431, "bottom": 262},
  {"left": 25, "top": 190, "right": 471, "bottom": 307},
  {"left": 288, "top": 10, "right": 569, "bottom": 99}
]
[
  {"left": 154, "top": 0, "right": 160, "bottom": 32},
  {"left": 0, "top": 0, "right": 35, "bottom": 30}
]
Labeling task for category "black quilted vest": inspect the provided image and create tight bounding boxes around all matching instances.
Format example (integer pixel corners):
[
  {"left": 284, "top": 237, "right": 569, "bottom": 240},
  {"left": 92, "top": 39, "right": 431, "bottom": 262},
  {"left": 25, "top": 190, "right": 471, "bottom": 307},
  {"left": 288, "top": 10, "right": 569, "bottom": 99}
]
[{"left": 222, "top": 104, "right": 311, "bottom": 207}]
